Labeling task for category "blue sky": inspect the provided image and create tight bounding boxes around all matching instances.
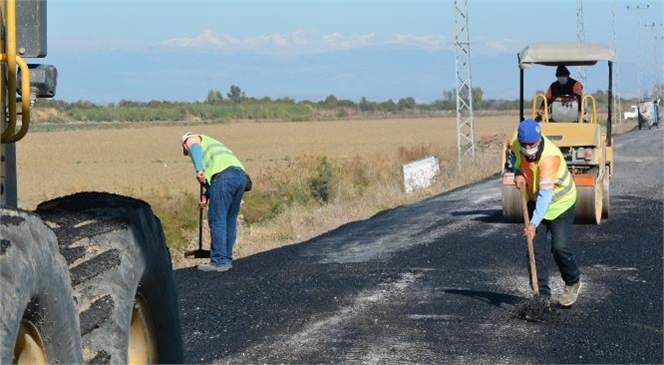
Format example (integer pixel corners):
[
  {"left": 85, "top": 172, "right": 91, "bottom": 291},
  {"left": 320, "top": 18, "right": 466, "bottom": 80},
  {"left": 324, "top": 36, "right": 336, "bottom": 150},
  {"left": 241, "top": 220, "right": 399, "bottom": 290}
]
[{"left": 44, "top": 0, "right": 663, "bottom": 104}]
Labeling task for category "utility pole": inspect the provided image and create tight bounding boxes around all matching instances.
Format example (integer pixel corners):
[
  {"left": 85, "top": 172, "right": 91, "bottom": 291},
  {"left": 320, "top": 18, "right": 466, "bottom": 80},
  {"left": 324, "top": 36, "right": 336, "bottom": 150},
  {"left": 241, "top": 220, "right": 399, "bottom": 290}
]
[
  {"left": 644, "top": 22, "right": 663, "bottom": 98},
  {"left": 453, "top": 0, "right": 475, "bottom": 169},
  {"left": 626, "top": 4, "right": 650, "bottom": 101},
  {"left": 611, "top": 0, "right": 623, "bottom": 124},
  {"left": 657, "top": 33, "right": 664, "bottom": 99},
  {"left": 576, "top": 0, "right": 587, "bottom": 85}
]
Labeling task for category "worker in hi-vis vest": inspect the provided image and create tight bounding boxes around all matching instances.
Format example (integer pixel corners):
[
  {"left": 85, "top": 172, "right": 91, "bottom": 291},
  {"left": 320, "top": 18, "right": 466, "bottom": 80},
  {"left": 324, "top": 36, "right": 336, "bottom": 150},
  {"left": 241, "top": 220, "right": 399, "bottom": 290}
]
[
  {"left": 513, "top": 119, "right": 582, "bottom": 307},
  {"left": 181, "top": 132, "right": 248, "bottom": 272}
]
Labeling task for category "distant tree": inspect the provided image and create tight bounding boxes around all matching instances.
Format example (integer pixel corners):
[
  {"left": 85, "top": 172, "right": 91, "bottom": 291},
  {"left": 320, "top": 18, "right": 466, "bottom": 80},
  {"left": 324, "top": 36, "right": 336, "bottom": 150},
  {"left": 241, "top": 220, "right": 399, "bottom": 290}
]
[
  {"left": 592, "top": 89, "right": 607, "bottom": 105},
  {"left": 34, "top": 98, "right": 68, "bottom": 111},
  {"left": 147, "top": 100, "right": 165, "bottom": 107},
  {"left": 277, "top": 97, "right": 295, "bottom": 104},
  {"left": 206, "top": 89, "right": 223, "bottom": 104},
  {"left": 71, "top": 100, "right": 98, "bottom": 109},
  {"left": 298, "top": 100, "right": 316, "bottom": 107},
  {"left": 322, "top": 94, "right": 338, "bottom": 108},
  {"left": 227, "top": 85, "right": 246, "bottom": 104},
  {"left": 397, "top": 97, "right": 417, "bottom": 110},
  {"left": 471, "top": 87, "right": 484, "bottom": 109},
  {"left": 379, "top": 99, "right": 397, "bottom": 113},
  {"left": 429, "top": 98, "right": 447, "bottom": 111},
  {"left": 359, "top": 97, "right": 376, "bottom": 112},
  {"left": 438, "top": 89, "right": 456, "bottom": 110},
  {"left": 337, "top": 98, "right": 356, "bottom": 108},
  {"left": 118, "top": 99, "right": 140, "bottom": 107}
]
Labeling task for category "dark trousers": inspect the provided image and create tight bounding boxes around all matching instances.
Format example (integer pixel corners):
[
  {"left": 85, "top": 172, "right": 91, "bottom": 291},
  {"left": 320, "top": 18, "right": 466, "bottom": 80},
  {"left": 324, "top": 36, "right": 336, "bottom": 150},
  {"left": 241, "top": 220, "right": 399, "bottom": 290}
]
[
  {"left": 527, "top": 203, "right": 580, "bottom": 299},
  {"left": 208, "top": 167, "right": 246, "bottom": 266}
]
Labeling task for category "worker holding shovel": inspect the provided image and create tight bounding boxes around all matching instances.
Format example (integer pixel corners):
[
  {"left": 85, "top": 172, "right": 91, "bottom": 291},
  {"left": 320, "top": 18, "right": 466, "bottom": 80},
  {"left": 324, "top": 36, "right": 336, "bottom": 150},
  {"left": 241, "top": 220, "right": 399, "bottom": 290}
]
[
  {"left": 513, "top": 119, "right": 582, "bottom": 307},
  {"left": 181, "top": 132, "right": 248, "bottom": 272}
]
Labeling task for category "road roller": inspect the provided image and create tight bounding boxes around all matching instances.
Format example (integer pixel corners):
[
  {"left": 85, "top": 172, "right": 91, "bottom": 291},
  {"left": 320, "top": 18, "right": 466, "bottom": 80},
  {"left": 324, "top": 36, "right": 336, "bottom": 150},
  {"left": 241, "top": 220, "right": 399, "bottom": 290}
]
[{"left": 501, "top": 42, "right": 615, "bottom": 225}]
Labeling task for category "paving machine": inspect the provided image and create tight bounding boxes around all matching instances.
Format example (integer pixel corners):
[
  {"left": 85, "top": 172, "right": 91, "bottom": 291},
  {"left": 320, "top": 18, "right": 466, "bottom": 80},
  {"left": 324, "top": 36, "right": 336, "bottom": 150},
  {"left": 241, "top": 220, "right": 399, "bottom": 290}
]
[
  {"left": 501, "top": 42, "right": 616, "bottom": 225},
  {"left": 0, "top": 1, "right": 183, "bottom": 363}
]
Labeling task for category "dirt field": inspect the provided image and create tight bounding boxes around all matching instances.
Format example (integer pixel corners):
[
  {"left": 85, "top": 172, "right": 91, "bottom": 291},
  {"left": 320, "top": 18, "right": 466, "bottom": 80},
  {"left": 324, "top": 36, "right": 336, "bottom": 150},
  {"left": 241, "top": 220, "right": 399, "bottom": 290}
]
[{"left": 16, "top": 116, "right": 519, "bottom": 209}]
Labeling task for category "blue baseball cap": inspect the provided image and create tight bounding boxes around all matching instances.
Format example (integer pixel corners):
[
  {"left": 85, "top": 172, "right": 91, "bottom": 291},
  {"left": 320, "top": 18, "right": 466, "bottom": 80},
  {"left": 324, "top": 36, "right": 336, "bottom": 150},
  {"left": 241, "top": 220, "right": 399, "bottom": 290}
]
[{"left": 517, "top": 119, "right": 541, "bottom": 144}]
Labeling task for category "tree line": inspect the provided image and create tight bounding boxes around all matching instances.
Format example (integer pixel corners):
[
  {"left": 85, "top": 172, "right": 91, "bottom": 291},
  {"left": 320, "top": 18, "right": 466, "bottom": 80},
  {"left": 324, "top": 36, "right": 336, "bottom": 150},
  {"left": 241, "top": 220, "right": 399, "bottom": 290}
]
[{"left": 33, "top": 84, "right": 658, "bottom": 124}]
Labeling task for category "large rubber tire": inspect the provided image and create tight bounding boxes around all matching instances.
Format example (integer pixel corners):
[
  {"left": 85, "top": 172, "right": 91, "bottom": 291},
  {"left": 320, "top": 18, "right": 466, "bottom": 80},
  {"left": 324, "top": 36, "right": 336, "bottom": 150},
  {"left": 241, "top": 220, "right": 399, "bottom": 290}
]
[
  {"left": 36, "top": 192, "right": 183, "bottom": 364},
  {"left": 0, "top": 208, "right": 83, "bottom": 364}
]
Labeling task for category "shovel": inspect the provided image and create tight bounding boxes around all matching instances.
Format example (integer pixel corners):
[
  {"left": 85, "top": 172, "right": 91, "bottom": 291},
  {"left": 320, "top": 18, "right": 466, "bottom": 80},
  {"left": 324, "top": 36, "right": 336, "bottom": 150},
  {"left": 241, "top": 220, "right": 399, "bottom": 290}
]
[
  {"left": 184, "top": 184, "right": 210, "bottom": 259},
  {"left": 514, "top": 186, "right": 556, "bottom": 322},
  {"left": 521, "top": 187, "right": 539, "bottom": 296}
]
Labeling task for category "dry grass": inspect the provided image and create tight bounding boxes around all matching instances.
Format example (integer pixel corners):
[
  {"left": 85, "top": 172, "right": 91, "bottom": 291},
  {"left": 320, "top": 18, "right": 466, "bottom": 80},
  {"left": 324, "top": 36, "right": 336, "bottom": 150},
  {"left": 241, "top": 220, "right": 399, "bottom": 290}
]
[{"left": 17, "top": 116, "right": 517, "bottom": 208}]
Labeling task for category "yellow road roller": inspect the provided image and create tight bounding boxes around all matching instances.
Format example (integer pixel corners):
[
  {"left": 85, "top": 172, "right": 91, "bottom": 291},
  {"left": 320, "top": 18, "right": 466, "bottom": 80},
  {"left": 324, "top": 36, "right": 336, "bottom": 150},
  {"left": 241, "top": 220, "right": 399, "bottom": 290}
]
[{"left": 501, "top": 42, "right": 615, "bottom": 225}]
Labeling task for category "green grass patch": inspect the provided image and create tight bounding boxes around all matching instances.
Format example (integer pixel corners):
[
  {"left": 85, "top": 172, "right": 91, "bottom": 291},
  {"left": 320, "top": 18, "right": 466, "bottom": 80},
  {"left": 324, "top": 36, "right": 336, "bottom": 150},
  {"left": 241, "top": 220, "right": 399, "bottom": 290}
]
[{"left": 145, "top": 190, "right": 200, "bottom": 251}]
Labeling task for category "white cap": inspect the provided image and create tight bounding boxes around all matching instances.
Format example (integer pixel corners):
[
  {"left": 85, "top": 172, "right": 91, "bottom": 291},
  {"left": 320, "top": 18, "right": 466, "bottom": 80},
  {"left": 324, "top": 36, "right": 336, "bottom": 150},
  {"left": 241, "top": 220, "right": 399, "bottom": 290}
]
[
  {"left": 181, "top": 132, "right": 195, "bottom": 144},
  {"left": 181, "top": 132, "right": 196, "bottom": 156}
]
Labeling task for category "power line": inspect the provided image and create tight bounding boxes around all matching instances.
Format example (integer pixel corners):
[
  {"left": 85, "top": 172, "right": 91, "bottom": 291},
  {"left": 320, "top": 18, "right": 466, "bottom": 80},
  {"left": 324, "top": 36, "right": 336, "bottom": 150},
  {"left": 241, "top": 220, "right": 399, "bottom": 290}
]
[
  {"left": 626, "top": 3, "right": 650, "bottom": 100},
  {"left": 611, "top": 0, "right": 623, "bottom": 124},
  {"left": 644, "top": 22, "right": 663, "bottom": 98},
  {"left": 577, "top": 0, "right": 587, "bottom": 85}
]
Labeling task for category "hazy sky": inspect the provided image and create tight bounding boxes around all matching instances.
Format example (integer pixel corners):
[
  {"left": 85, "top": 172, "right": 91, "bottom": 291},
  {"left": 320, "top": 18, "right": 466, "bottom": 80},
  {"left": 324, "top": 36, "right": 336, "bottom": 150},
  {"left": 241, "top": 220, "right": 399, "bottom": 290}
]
[{"left": 43, "top": 0, "right": 663, "bottom": 103}]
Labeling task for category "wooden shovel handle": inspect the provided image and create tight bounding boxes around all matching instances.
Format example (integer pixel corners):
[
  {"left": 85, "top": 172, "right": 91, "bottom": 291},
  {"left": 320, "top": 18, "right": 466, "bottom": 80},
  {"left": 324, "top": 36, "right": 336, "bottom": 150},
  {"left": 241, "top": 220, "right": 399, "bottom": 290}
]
[
  {"left": 521, "top": 188, "right": 540, "bottom": 296},
  {"left": 198, "top": 184, "right": 204, "bottom": 251}
]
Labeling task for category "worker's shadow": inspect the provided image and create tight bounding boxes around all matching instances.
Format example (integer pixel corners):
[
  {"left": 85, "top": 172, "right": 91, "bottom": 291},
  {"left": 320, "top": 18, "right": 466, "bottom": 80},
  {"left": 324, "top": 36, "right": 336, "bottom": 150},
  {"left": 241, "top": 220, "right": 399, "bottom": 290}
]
[{"left": 444, "top": 289, "right": 523, "bottom": 308}]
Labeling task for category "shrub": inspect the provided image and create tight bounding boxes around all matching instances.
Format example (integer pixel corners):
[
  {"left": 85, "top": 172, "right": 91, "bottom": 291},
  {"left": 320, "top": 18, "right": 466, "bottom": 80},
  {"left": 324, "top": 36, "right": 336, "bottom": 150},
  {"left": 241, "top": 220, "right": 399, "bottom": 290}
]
[
  {"left": 308, "top": 157, "right": 338, "bottom": 204},
  {"left": 144, "top": 190, "right": 199, "bottom": 251}
]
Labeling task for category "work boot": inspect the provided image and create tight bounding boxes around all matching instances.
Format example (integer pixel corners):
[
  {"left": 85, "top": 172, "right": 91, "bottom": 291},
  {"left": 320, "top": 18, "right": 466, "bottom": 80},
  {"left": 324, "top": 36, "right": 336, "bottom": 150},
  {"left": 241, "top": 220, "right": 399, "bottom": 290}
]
[
  {"left": 197, "top": 263, "right": 232, "bottom": 272},
  {"left": 558, "top": 282, "right": 582, "bottom": 307}
]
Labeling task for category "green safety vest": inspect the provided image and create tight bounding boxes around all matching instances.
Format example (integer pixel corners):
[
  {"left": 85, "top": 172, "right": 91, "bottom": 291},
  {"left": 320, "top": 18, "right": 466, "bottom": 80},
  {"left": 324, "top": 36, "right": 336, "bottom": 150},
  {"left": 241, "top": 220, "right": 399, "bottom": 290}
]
[
  {"left": 514, "top": 136, "right": 576, "bottom": 220},
  {"left": 199, "top": 135, "right": 245, "bottom": 185}
]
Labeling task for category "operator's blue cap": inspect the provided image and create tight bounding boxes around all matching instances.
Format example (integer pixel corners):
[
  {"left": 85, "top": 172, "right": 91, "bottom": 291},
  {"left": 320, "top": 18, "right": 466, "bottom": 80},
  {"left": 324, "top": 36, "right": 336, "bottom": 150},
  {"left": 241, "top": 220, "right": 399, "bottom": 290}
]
[{"left": 518, "top": 119, "right": 541, "bottom": 144}]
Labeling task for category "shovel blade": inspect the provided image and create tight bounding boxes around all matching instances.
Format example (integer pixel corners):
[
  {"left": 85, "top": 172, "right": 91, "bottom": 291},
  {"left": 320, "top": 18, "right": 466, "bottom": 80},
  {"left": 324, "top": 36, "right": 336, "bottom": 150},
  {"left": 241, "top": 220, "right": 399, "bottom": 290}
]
[{"left": 184, "top": 249, "right": 210, "bottom": 259}]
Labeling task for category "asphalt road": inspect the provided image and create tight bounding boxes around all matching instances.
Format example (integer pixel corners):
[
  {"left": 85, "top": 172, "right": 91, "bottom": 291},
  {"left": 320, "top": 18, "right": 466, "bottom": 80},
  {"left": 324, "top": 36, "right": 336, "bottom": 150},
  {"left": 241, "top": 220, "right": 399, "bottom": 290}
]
[{"left": 175, "top": 126, "right": 663, "bottom": 364}]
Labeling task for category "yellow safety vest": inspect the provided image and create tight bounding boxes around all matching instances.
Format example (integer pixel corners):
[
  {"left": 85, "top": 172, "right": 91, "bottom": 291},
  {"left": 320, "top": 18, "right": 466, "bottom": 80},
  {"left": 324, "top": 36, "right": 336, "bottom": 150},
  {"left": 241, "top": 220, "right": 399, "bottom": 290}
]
[
  {"left": 200, "top": 135, "right": 245, "bottom": 185},
  {"left": 514, "top": 136, "right": 576, "bottom": 220}
]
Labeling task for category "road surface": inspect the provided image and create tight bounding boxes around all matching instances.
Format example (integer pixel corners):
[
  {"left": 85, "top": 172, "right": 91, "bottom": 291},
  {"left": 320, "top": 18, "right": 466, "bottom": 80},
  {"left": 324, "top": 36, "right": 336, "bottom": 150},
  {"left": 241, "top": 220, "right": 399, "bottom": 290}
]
[{"left": 176, "top": 126, "right": 663, "bottom": 364}]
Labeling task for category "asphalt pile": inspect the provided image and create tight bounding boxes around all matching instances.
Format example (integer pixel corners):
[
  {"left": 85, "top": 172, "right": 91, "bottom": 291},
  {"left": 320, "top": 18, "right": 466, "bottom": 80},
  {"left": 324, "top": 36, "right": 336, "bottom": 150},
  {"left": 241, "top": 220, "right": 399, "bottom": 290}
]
[{"left": 513, "top": 297, "right": 560, "bottom": 323}]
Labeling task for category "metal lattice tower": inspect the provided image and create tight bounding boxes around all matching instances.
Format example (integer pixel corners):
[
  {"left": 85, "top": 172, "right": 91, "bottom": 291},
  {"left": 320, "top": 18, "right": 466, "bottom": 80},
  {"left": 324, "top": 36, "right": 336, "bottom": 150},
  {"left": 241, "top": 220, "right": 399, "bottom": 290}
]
[
  {"left": 627, "top": 4, "right": 650, "bottom": 101},
  {"left": 611, "top": 0, "right": 623, "bottom": 124},
  {"left": 576, "top": 0, "right": 587, "bottom": 85},
  {"left": 453, "top": 0, "right": 475, "bottom": 169}
]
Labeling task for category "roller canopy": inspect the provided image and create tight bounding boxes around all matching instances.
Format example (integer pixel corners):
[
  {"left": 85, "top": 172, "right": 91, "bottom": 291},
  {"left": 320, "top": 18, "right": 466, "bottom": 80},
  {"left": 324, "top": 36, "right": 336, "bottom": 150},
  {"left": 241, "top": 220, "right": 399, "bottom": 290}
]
[{"left": 518, "top": 42, "right": 616, "bottom": 68}]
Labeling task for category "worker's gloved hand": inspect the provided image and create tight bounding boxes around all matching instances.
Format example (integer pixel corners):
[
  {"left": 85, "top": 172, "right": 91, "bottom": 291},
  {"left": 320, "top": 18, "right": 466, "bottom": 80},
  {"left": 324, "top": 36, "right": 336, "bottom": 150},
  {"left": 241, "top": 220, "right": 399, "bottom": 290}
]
[
  {"left": 199, "top": 194, "right": 208, "bottom": 208},
  {"left": 514, "top": 175, "right": 526, "bottom": 190},
  {"left": 524, "top": 223, "right": 536, "bottom": 241}
]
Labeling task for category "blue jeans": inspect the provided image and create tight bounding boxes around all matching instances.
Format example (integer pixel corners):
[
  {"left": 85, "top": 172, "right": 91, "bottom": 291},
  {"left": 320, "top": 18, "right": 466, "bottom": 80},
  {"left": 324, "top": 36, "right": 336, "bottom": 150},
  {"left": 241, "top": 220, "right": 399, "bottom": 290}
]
[
  {"left": 207, "top": 167, "right": 246, "bottom": 266},
  {"left": 527, "top": 203, "right": 580, "bottom": 299}
]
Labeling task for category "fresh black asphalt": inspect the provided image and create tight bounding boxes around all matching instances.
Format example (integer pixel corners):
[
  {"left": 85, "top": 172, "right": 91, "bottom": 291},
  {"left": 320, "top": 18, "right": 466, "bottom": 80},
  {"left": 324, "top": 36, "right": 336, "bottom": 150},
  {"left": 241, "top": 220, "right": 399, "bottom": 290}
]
[{"left": 175, "top": 126, "right": 663, "bottom": 364}]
